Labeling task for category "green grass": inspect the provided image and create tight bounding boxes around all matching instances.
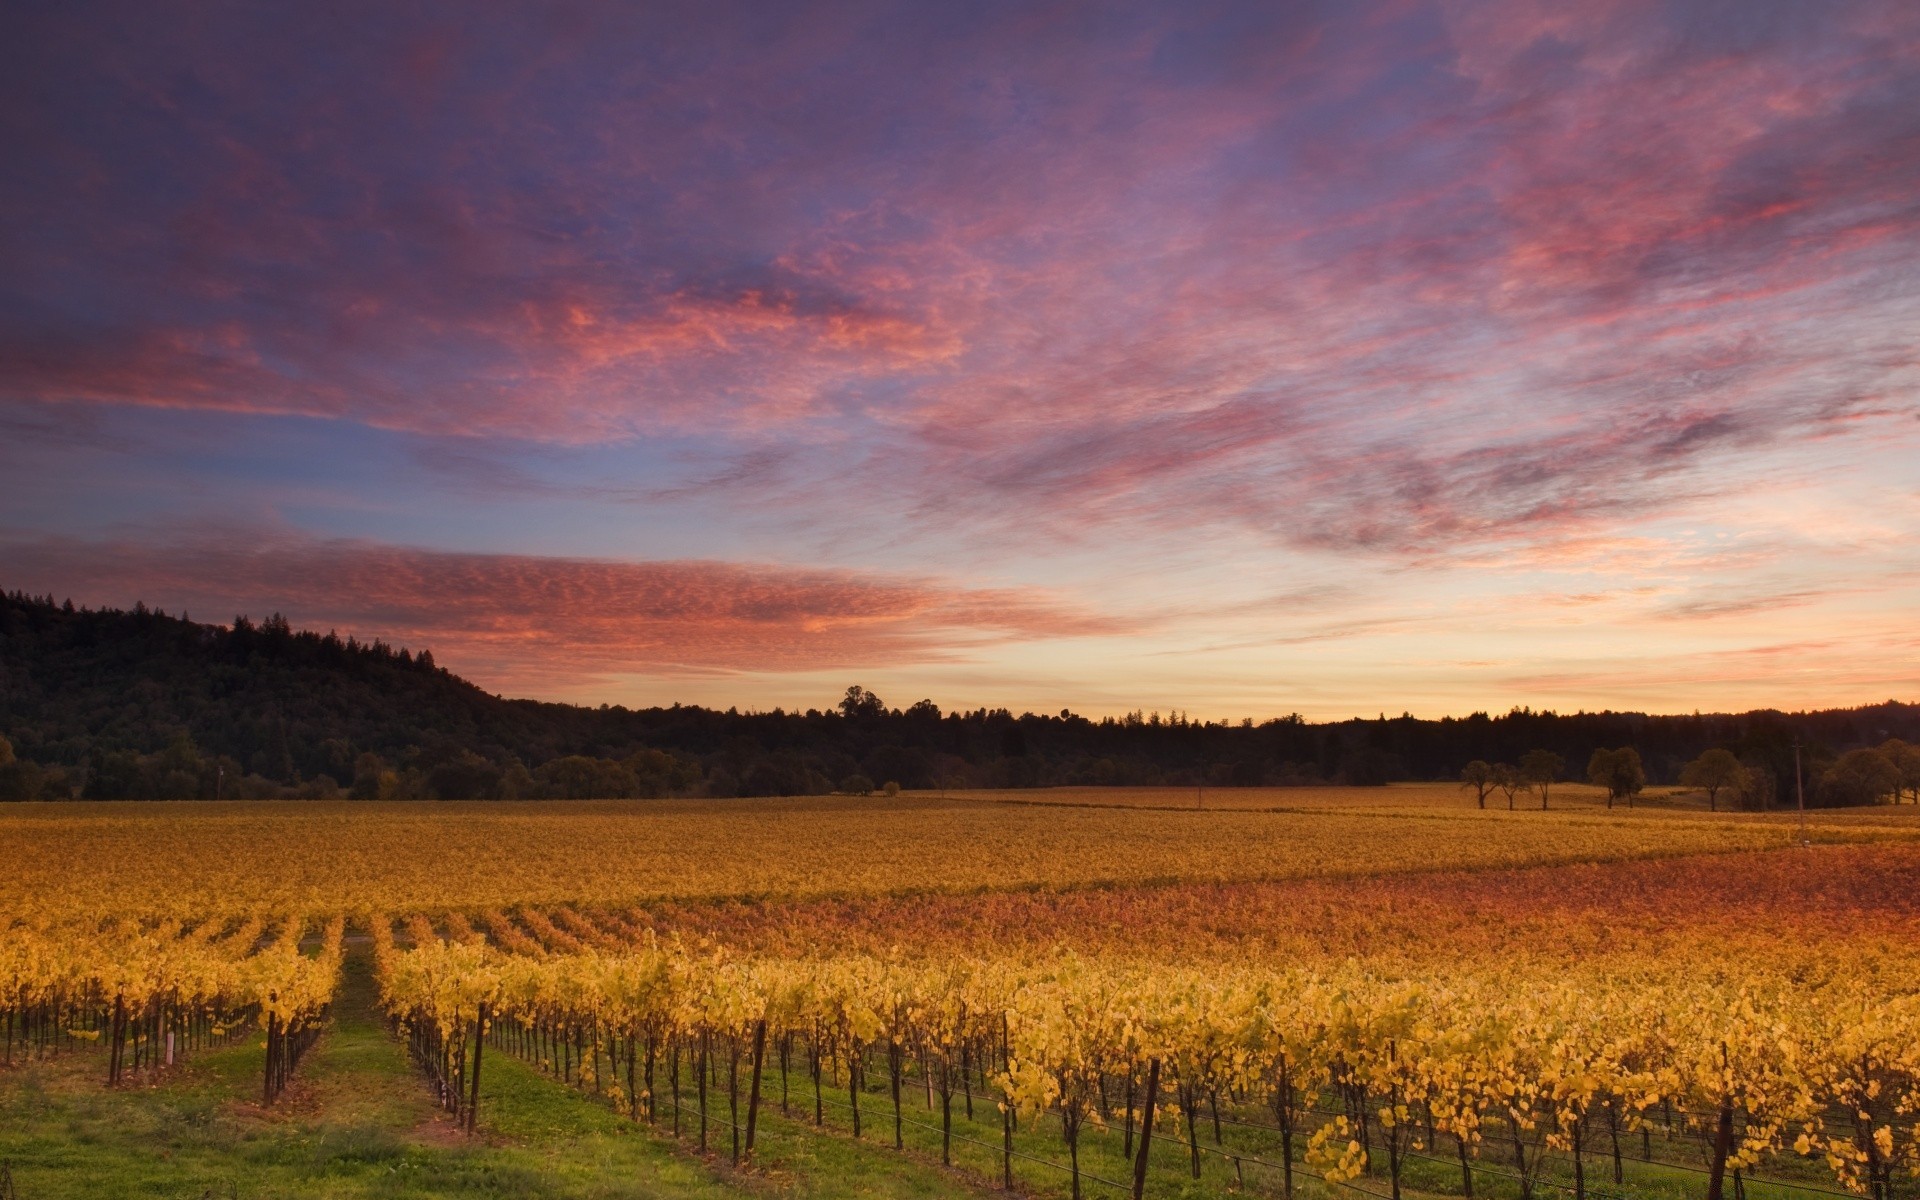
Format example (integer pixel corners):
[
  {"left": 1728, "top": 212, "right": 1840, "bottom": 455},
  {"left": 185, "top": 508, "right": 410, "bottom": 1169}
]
[
  {"left": 0, "top": 950, "right": 1896, "bottom": 1200},
  {"left": 0, "top": 950, "right": 996, "bottom": 1199}
]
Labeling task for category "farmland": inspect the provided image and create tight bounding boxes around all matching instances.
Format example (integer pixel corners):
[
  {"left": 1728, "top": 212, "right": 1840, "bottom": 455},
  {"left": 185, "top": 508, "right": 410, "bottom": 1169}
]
[
  {"left": 2, "top": 790, "right": 1917, "bottom": 1200},
  {"left": 3, "top": 785, "right": 1914, "bottom": 918}
]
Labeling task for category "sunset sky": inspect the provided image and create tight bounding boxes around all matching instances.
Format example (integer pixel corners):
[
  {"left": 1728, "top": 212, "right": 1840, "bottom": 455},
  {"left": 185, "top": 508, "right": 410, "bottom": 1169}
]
[{"left": 3, "top": 0, "right": 1917, "bottom": 719}]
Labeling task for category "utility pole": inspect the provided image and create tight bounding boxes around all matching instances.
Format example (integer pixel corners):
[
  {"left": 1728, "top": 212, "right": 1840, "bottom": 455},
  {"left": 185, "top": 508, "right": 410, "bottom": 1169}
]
[{"left": 1794, "top": 740, "right": 1808, "bottom": 848}]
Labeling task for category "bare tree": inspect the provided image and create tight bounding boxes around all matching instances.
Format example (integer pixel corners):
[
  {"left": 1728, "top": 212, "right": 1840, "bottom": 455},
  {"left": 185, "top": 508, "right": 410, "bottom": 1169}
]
[
  {"left": 1519, "top": 750, "right": 1564, "bottom": 810},
  {"left": 1494, "top": 763, "right": 1526, "bottom": 810},
  {"left": 1460, "top": 760, "right": 1496, "bottom": 809}
]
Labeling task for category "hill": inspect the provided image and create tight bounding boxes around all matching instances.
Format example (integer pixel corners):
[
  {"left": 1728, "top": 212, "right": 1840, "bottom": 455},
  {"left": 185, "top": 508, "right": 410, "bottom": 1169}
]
[{"left": 2, "top": 590, "right": 1915, "bottom": 801}]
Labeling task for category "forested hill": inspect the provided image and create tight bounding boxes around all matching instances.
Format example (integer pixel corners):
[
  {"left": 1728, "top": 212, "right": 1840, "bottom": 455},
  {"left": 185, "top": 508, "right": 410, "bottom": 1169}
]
[{"left": 1, "top": 590, "right": 1915, "bottom": 802}]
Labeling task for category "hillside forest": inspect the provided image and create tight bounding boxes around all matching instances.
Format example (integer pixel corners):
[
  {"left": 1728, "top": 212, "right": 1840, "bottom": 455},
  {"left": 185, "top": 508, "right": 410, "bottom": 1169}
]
[{"left": 2, "top": 591, "right": 1916, "bottom": 804}]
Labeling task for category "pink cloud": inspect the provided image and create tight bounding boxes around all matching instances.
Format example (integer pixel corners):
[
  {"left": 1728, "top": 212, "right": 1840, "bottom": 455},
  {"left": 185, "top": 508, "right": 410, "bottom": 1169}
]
[
  {"left": 0, "top": 533, "right": 1135, "bottom": 695},
  {"left": 3, "top": 0, "right": 1917, "bottom": 570}
]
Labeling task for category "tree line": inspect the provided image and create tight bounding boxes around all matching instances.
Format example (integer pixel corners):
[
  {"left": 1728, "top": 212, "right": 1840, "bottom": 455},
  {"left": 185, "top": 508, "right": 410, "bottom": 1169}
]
[
  {"left": 2, "top": 591, "right": 1917, "bottom": 802},
  {"left": 1459, "top": 741, "right": 1920, "bottom": 811}
]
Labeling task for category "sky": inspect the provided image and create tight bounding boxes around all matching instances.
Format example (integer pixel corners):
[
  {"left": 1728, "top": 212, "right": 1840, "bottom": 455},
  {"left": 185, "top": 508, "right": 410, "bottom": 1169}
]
[{"left": 2, "top": 0, "right": 1917, "bottom": 720}]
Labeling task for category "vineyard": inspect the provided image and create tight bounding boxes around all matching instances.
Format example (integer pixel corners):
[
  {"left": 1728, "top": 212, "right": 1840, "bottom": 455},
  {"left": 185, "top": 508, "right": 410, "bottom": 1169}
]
[
  {"left": 4, "top": 788, "right": 1914, "bottom": 918},
  {"left": 1, "top": 794, "right": 1917, "bottom": 1199}
]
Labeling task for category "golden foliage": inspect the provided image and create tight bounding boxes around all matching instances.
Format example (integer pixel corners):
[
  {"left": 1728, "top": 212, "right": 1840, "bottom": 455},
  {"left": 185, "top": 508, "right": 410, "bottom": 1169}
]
[{"left": 4, "top": 794, "right": 1911, "bottom": 919}]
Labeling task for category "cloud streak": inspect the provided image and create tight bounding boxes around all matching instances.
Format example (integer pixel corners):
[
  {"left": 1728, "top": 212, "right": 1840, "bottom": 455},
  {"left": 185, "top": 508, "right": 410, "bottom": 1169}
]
[
  {"left": 0, "top": 534, "right": 1133, "bottom": 695},
  {"left": 1, "top": 0, "right": 1916, "bottom": 712}
]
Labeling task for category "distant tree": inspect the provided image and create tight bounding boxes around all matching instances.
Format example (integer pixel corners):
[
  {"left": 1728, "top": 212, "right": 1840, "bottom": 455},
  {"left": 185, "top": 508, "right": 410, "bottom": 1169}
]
[
  {"left": 1817, "top": 748, "right": 1900, "bottom": 807},
  {"left": 1679, "top": 748, "right": 1744, "bottom": 812},
  {"left": 627, "top": 748, "right": 695, "bottom": 799},
  {"left": 297, "top": 773, "right": 343, "bottom": 800},
  {"left": 149, "top": 732, "right": 207, "bottom": 799},
  {"left": 350, "top": 752, "right": 394, "bottom": 801},
  {"left": 882, "top": 780, "right": 901, "bottom": 796},
  {"left": 1587, "top": 747, "right": 1646, "bottom": 809},
  {"left": 426, "top": 752, "right": 503, "bottom": 800},
  {"left": 1880, "top": 738, "right": 1920, "bottom": 804},
  {"left": 535, "top": 755, "right": 635, "bottom": 800},
  {"left": 1339, "top": 745, "right": 1399, "bottom": 786},
  {"left": 740, "top": 753, "right": 827, "bottom": 797},
  {"left": 1733, "top": 761, "right": 1775, "bottom": 811},
  {"left": 1493, "top": 763, "right": 1526, "bottom": 810},
  {"left": 840, "top": 773, "right": 874, "bottom": 796},
  {"left": 1519, "top": 750, "right": 1565, "bottom": 810},
  {"left": 1460, "top": 760, "right": 1496, "bottom": 809},
  {"left": 499, "top": 760, "right": 535, "bottom": 801},
  {"left": 0, "top": 734, "right": 42, "bottom": 801},
  {"left": 839, "top": 686, "right": 886, "bottom": 720}
]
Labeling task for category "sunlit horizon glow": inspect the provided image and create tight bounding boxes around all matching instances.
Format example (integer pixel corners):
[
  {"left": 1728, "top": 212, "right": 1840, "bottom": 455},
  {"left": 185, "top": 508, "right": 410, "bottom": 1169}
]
[{"left": 2, "top": 1, "right": 1917, "bottom": 721}]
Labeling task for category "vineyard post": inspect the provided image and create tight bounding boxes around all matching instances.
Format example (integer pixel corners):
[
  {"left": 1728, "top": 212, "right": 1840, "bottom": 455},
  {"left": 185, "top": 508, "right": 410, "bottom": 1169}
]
[
  {"left": 962, "top": 1039, "right": 973, "bottom": 1119},
  {"left": 107, "top": 994, "right": 126, "bottom": 1085},
  {"left": 1273, "top": 1053, "right": 1295, "bottom": 1200},
  {"left": 1569, "top": 1108, "right": 1585, "bottom": 1200},
  {"left": 1604, "top": 1099, "right": 1623, "bottom": 1185},
  {"left": 262, "top": 1003, "right": 280, "bottom": 1105},
  {"left": 811, "top": 1037, "right": 823, "bottom": 1125},
  {"left": 940, "top": 1053, "right": 953, "bottom": 1165},
  {"left": 745, "top": 1018, "right": 767, "bottom": 1156},
  {"left": 1133, "top": 1057, "right": 1161, "bottom": 1200},
  {"left": 1000, "top": 1015, "right": 1013, "bottom": 1189},
  {"left": 466, "top": 1002, "right": 487, "bottom": 1134},
  {"left": 697, "top": 1029, "right": 709, "bottom": 1153},
  {"left": 1385, "top": 1042, "right": 1404, "bottom": 1200},
  {"left": 729, "top": 1035, "right": 741, "bottom": 1165},
  {"left": 889, "top": 1038, "right": 904, "bottom": 1150},
  {"left": 1065, "top": 1100, "right": 1084, "bottom": 1200},
  {"left": 1706, "top": 1090, "right": 1736, "bottom": 1200},
  {"left": 849, "top": 1042, "right": 862, "bottom": 1137},
  {"left": 670, "top": 1038, "right": 682, "bottom": 1137},
  {"left": 778, "top": 1030, "right": 790, "bottom": 1116},
  {"left": 1180, "top": 1076, "right": 1200, "bottom": 1178},
  {"left": 644, "top": 1030, "right": 657, "bottom": 1123}
]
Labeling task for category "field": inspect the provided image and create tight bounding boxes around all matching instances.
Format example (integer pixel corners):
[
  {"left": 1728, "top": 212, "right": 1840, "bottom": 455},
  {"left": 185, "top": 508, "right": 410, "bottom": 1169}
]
[
  {"left": 2, "top": 788, "right": 1917, "bottom": 1200},
  {"left": 5, "top": 784, "right": 1916, "bottom": 918}
]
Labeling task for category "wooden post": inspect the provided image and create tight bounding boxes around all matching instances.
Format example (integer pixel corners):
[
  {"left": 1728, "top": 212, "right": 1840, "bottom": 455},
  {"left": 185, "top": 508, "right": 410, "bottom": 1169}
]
[
  {"left": 698, "top": 1030, "right": 709, "bottom": 1153},
  {"left": 107, "top": 994, "right": 126, "bottom": 1085},
  {"left": 745, "top": 1019, "right": 767, "bottom": 1156},
  {"left": 890, "top": 1040, "right": 904, "bottom": 1150},
  {"left": 262, "top": 1010, "right": 280, "bottom": 1105},
  {"left": 1706, "top": 1094, "right": 1736, "bottom": 1200},
  {"left": 1000, "top": 1016, "right": 1015, "bottom": 1189},
  {"left": 850, "top": 1044, "right": 862, "bottom": 1137},
  {"left": 1132, "top": 1057, "right": 1161, "bottom": 1200},
  {"left": 729, "top": 1035, "right": 741, "bottom": 1165},
  {"left": 466, "top": 1002, "right": 488, "bottom": 1134}
]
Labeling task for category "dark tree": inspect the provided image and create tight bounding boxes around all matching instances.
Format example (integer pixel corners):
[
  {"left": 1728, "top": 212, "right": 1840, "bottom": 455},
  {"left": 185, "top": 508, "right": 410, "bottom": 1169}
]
[
  {"left": 1519, "top": 750, "right": 1564, "bottom": 810},
  {"left": 1459, "top": 760, "right": 1495, "bottom": 809},
  {"left": 1587, "top": 747, "right": 1645, "bottom": 809},
  {"left": 1679, "top": 748, "right": 1743, "bottom": 812}
]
